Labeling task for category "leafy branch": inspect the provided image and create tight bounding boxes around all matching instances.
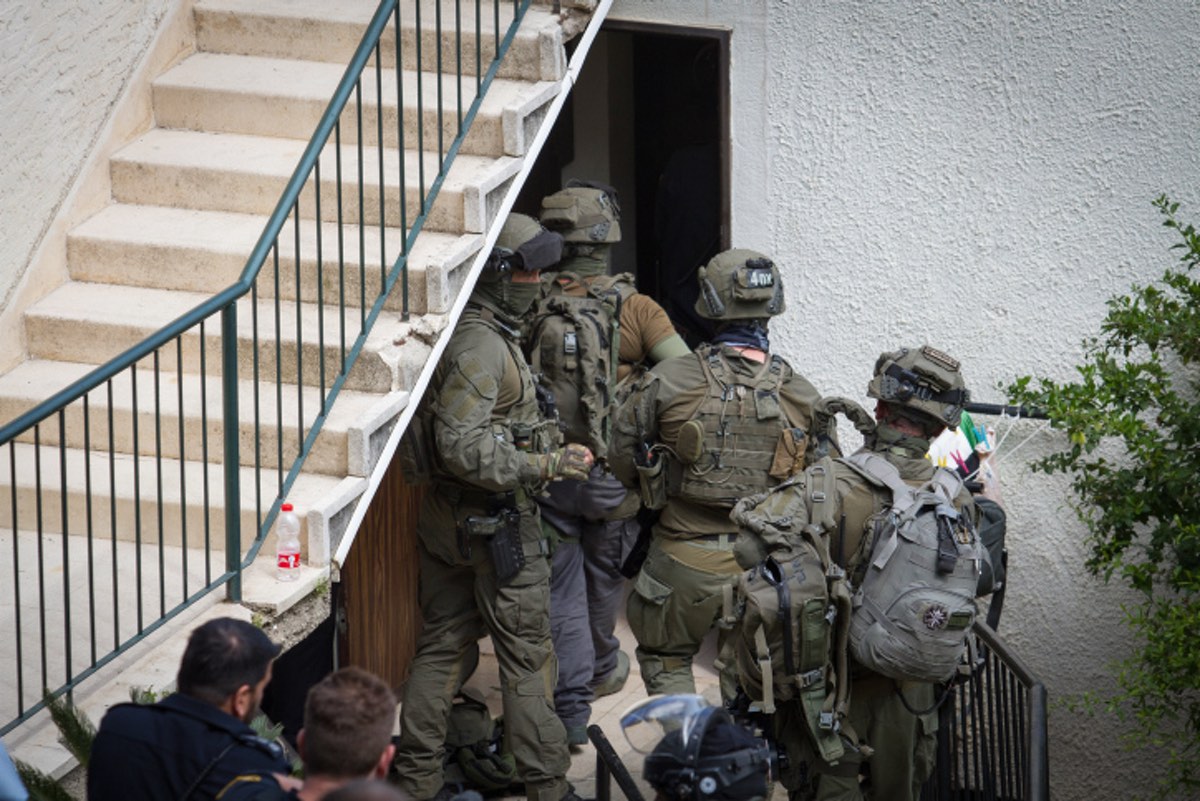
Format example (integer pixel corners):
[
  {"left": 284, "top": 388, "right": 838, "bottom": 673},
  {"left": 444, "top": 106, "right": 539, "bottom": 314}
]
[{"left": 1007, "top": 196, "right": 1200, "bottom": 797}]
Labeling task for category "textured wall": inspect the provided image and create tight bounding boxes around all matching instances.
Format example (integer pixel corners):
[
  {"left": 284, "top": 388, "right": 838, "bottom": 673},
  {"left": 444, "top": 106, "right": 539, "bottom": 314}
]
[
  {"left": 0, "top": 0, "right": 172, "bottom": 310},
  {"left": 610, "top": 1, "right": 1200, "bottom": 798}
]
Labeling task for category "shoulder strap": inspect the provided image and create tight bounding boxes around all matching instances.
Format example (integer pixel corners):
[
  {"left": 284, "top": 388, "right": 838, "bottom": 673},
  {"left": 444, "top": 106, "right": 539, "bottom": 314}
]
[
  {"left": 846, "top": 451, "right": 916, "bottom": 515},
  {"left": 804, "top": 456, "right": 838, "bottom": 533}
]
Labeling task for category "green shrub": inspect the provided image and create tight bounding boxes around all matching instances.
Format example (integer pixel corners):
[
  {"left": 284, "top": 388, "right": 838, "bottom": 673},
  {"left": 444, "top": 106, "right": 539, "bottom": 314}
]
[{"left": 1007, "top": 196, "right": 1200, "bottom": 796}]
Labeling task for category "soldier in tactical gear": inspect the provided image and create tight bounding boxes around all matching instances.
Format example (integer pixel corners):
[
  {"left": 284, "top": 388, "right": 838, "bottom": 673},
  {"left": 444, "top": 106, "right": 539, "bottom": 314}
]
[
  {"left": 392, "top": 213, "right": 593, "bottom": 801},
  {"left": 771, "top": 345, "right": 979, "bottom": 801},
  {"left": 609, "top": 248, "right": 822, "bottom": 698},
  {"left": 527, "top": 181, "right": 691, "bottom": 746}
]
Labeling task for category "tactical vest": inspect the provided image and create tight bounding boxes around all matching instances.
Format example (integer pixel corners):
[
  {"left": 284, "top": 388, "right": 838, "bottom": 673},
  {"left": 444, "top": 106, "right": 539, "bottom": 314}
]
[
  {"left": 525, "top": 272, "right": 634, "bottom": 460},
  {"left": 671, "top": 344, "right": 797, "bottom": 508}
]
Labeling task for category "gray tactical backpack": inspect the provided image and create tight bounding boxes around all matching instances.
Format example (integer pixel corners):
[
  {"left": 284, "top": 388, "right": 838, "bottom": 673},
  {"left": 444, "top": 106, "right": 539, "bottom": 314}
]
[{"left": 843, "top": 452, "right": 983, "bottom": 683}]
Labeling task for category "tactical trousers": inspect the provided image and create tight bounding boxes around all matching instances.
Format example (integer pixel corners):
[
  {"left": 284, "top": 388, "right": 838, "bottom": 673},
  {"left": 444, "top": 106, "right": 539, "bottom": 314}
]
[
  {"left": 582, "top": 516, "right": 639, "bottom": 684},
  {"left": 626, "top": 534, "right": 740, "bottom": 697},
  {"left": 549, "top": 538, "right": 594, "bottom": 731},
  {"left": 808, "top": 677, "right": 937, "bottom": 801},
  {"left": 395, "top": 537, "right": 569, "bottom": 801}
]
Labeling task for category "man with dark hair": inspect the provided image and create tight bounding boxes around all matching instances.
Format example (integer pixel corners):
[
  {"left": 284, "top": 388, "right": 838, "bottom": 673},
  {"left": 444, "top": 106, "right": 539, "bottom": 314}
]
[
  {"left": 219, "top": 667, "right": 399, "bottom": 800},
  {"left": 297, "top": 667, "right": 396, "bottom": 790},
  {"left": 88, "top": 616, "right": 289, "bottom": 801}
]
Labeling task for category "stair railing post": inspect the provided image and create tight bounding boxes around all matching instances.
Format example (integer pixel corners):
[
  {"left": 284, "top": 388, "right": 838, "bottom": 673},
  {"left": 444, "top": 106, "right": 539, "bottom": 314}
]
[{"left": 222, "top": 304, "right": 242, "bottom": 602}]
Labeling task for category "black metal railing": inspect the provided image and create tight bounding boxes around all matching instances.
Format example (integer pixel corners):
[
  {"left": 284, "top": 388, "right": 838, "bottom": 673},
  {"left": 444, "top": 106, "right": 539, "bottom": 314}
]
[
  {"left": 0, "top": 0, "right": 528, "bottom": 737},
  {"left": 587, "top": 621, "right": 1047, "bottom": 801},
  {"left": 922, "top": 622, "right": 1050, "bottom": 801}
]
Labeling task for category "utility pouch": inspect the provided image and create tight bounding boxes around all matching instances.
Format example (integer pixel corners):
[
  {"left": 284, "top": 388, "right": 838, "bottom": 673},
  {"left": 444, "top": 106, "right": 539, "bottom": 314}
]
[
  {"left": 769, "top": 427, "right": 807, "bottom": 481},
  {"left": 488, "top": 512, "right": 526, "bottom": 586},
  {"left": 636, "top": 455, "right": 668, "bottom": 511}
]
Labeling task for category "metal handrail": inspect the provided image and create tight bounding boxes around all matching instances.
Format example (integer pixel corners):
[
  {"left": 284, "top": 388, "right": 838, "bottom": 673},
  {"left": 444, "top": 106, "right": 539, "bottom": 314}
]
[
  {"left": 922, "top": 621, "right": 1051, "bottom": 801},
  {"left": 2, "top": 0, "right": 528, "bottom": 736}
]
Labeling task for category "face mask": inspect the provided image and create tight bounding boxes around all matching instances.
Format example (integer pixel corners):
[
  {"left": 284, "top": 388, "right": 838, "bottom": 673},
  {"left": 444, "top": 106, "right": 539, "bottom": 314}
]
[{"left": 496, "top": 273, "right": 542, "bottom": 318}]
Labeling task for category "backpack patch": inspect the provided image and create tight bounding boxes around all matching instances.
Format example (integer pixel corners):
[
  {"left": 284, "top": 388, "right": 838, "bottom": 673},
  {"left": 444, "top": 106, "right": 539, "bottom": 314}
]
[{"left": 844, "top": 452, "right": 983, "bottom": 683}]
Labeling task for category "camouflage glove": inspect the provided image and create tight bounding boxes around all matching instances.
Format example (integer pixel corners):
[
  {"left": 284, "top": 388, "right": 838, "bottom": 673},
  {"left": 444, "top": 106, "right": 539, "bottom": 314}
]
[{"left": 539, "top": 443, "right": 594, "bottom": 481}]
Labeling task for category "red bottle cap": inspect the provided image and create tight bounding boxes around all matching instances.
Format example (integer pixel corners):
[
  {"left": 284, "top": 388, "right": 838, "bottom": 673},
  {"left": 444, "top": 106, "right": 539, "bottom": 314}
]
[{"left": 281, "top": 503, "right": 294, "bottom": 512}]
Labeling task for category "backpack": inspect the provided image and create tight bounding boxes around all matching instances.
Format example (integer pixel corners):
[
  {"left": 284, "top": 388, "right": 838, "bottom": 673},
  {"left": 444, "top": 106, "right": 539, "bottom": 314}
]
[
  {"left": 973, "top": 496, "right": 1007, "bottom": 597},
  {"left": 443, "top": 688, "right": 516, "bottom": 793},
  {"left": 727, "top": 459, "right": 853, "bottom": 765},
  {"left": 398, "top": 391, "right": 438, "bottom": 484},
  {"left": 842, "top": 452, "right": 984, "bottom": 683},
  {"left": 524, "top": 272, "right": 632, "bottom": 459}
]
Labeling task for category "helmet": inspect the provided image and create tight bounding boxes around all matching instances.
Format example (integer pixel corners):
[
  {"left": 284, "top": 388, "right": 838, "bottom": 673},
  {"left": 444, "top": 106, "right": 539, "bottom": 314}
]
[
  {"left": 694, "top": 249, "right": 785, "bottom": 321},
  {"left": 867, "top": 345, "right": 970, "bottom": 428},
  {"left": 474, "top": 213, "right": 562, "bottom": 321},
  {"left": 483, "top": 213, "right": 564, "bottom": 277},
  {"left": 623, "top": 695, "right": 771, "bottom": 801},
  {"left": 539, "top": 180, "right": 622, "bottom": 244}
]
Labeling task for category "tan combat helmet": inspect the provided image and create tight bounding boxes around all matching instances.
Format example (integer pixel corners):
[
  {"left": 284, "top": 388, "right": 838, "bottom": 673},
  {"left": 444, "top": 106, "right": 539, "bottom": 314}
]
[
  {"left": 867, "top": 345, "right": 970, "bottom": 428},
  {"left": 481, "top": 212, "right": 564, "bottom": 280},
  {"left": 694, "top": 248, "right": 785, "bottom": 321},
  {"left": 538, "top": 180, "right": 622, "bottom": 244}
]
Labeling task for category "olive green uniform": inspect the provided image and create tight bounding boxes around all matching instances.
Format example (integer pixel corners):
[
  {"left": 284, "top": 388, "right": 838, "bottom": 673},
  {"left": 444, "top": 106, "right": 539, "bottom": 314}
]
[
  {"left": 609, "top": 344, "right": 820, "bottom": 696},
  {"left": 780, "top": 426, "right": 976, "bottom": 801},
  {"left": 394, "top": 302, "right": 569, "bottom": 801}
]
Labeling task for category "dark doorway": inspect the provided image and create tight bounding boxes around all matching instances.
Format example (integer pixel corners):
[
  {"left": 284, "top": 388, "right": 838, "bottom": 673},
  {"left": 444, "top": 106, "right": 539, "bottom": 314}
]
[{"left": 516, "top": 23, "right": 729, "bottom": 347}]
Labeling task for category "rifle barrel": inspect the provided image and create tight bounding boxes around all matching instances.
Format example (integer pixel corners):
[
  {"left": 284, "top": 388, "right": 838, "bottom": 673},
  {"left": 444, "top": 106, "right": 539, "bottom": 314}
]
[{"left": 963, "top": 401, "right": 1048, "bottom": 420}]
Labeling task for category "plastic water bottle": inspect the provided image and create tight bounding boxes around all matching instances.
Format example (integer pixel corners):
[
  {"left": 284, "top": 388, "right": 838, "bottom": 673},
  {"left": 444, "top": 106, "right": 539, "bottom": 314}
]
[{"left": 276, "top": 503, "right": 301, "bottom": 581}]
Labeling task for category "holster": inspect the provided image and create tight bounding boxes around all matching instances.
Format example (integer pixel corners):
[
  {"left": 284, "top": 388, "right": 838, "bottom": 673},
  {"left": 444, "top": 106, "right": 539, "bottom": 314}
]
[{"left": 486, "top": 510, "right": 526, "bottom": 586}]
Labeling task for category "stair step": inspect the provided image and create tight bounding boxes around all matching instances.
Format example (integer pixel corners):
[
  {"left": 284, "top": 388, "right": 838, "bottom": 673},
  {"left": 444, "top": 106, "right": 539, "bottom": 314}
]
[
  {"left": 23, "top": 281, "right": 401, "bottom": 394},
  {"left": 154, "top": 52, "right": 554, "bottom": 159},
  {"left": 110, "top": 128, "right": 520, "bottom": 234},
  {"left": 67, "top": 204, "right": 481, "bottom": 316},
  {"left": 0, "top": 359, "right": 409, "bottom": 478},
  {"left": 0, "top": 441, "right": 357, "bottom": 557},
  {"left": 194, "top": 0, "right": 564, "bottom": 83}
]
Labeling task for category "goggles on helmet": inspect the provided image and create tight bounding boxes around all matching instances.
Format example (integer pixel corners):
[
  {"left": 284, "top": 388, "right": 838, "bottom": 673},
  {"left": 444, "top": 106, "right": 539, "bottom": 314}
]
[{"left": 487, "top": 228, "right": 564, "bottom": 276}]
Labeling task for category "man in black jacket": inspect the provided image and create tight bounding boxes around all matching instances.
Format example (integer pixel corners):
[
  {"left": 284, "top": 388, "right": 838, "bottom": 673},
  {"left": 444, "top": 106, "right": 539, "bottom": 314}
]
[{"left": 88, "top": 616, "right": 291, "bottom": 801}]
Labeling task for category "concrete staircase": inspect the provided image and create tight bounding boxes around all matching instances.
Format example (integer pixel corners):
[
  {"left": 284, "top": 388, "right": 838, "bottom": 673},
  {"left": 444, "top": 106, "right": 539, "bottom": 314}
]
[{"left": 0, "top": 0, "right": 584, "bottom": 776}]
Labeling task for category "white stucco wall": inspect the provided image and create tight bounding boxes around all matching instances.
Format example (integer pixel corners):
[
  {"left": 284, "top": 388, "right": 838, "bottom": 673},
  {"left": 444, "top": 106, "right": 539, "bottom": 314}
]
[
  {"left": 607, "top": 2, "right": 1199, "bottom": 799},
  {"left": 0, "top": 0, "right": 172, "bottom": 311}
]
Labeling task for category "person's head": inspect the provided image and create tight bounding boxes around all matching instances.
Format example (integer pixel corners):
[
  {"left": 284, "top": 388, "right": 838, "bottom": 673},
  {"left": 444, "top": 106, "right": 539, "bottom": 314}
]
[
  {"left": 298, "top": 667, "right": 398, "bottom": 782},
  {"left": 642, "top": 707, "right": 771, "bottom": 801},
  {"left": 694, "top": 249, "right": 785, "bottom": 328},
  {"left": 539, "top": 180, "right": 621, "bottom": 266},
  {"left": 867, "top": 345, "right": 970, "bottom": 439},
  {"left": 472, "top": 212, "right": 563, "bottom": 321},
  {"left": 176, "top": 617, "right": 281, "bottom": 723}
]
